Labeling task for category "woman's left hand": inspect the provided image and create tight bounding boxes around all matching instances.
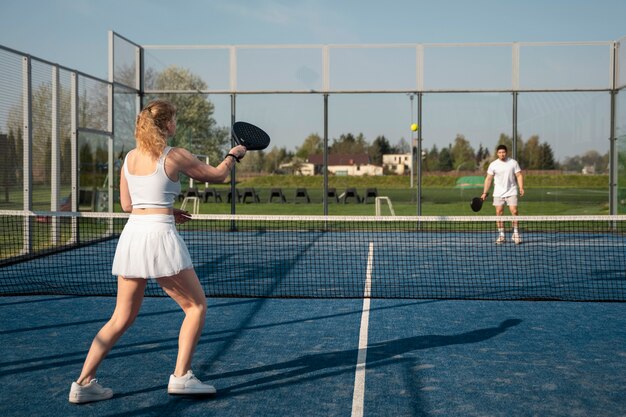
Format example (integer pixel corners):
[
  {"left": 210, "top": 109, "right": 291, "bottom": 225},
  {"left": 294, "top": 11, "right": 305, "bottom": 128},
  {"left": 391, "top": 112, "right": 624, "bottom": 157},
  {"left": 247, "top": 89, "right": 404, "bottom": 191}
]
[{"left": 173, "top": 208, "right": 192, "bottom": 224}]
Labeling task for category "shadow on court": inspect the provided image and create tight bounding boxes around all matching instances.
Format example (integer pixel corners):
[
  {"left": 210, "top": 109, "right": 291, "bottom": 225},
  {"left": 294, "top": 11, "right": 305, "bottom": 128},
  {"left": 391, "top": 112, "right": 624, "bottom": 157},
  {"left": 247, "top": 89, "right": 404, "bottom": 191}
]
[
  {"left": 213, "top": 319, "right": 522, "bottom": 397},
  {"left": 1, "top": 295, "right": 625, "bottom": 417}
]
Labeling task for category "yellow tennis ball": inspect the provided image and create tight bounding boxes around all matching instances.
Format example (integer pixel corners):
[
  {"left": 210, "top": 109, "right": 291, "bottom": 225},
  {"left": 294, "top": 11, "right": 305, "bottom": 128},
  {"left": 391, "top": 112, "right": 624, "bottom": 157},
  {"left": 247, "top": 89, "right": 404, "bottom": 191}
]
[{"left": 410, "top": 123, "right": 418, "bottom": 131}]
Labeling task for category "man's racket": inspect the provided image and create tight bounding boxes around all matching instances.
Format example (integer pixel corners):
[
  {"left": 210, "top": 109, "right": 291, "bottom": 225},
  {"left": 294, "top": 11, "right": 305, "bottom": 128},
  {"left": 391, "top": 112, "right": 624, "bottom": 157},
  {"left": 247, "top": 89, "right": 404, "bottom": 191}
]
[
  {"left": 232, "top": 121, "right": 271, "bottom": 150},
  {"left": 470, "top": 194, "right": 487, "bottom": 212}
]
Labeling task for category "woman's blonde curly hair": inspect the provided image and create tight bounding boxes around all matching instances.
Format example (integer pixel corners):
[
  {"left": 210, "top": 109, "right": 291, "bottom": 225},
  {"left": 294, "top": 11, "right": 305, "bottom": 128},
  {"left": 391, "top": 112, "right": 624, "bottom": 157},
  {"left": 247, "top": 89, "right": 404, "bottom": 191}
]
[{"left": 135, "top": 100, "right": 177, "bottom": 159}]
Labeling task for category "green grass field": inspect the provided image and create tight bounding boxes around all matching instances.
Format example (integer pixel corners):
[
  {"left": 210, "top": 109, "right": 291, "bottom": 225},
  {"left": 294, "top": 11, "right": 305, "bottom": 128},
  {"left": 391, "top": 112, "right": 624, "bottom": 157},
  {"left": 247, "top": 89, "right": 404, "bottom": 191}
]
[
  {"left": 0, "top": 174, "right": 616, "bottom": 260},
  {"left": 0, "top": 173, "right": 614, "bottom": 216},
  {"left": 170, "top": 186, "right": 608, "bottom": 216}
]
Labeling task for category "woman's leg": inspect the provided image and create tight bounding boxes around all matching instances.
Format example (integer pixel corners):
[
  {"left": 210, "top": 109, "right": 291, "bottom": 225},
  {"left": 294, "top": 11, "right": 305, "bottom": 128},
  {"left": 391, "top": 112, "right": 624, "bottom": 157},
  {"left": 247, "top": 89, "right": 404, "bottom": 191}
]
[
  {"left": 156, "top": 268, "right": 207, "bottom": 377},
  {"left": 76, "top": 276, "right": 147, "bottom": 385}
]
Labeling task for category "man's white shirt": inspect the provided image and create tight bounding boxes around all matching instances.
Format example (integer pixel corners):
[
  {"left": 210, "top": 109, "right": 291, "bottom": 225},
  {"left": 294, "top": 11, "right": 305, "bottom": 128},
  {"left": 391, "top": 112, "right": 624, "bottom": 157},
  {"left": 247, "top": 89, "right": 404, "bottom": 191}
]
[{"left": 487, "top": 158, "right": 521, "bottom": 197}]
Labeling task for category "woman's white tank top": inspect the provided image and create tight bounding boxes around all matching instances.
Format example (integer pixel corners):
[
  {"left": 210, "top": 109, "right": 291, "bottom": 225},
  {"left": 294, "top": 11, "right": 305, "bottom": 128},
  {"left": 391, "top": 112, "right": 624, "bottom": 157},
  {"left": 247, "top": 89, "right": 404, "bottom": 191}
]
[{"left": 124, "top": 146, "right": 181, "bottom": 209}]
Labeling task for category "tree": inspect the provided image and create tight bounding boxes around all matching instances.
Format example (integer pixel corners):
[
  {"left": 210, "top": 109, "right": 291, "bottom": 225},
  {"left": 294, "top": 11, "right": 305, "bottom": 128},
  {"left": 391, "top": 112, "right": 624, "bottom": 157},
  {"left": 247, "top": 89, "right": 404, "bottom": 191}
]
[
  {"left": 475, "top": 143, "right": 491, "bottom": 170},
  {"left": 562, "top": 155, "right": 583, "bottom": 172},
  {"left": 330, "top": 132, "right": 369, "bottom": 154},
  {"left": 438, "top": 146, "right": 453, "bottom": 171},
  {"left": 238, "top": 150, "right": 264, "bottom": 173},
  {"left": 262, "top": 147, "right": 292, "bottom": 173},
  {"left": 538, "top": 143, "right": 556, "bottom": 170},
  {"left": 581, "top": 150, "right": 607, "bottom": 174},
  {"left": 424, "top": 145, "right": 440, "bottom": 172},
  {"left": 521, "top": 135, "right": 541, "bottom": 169},
  {"left": 149, "top": 66, "right": 230, "bottom": 163},
  {"left": 496, "top": 133, "right": 513, "bottom": 155},
  {"left": 451, "top": 135, "right": 476, "bottom": 171},
  {"left": 296, "top": 134, "right": 323, "bottom": 159},
  {"left": 475, "top": 143, "right": 486, "bottom": 163},
  {"left": 395, "top": 137, "right": 411, "bottom": 153},
  {"left": 369, "top": 135, "right": 393, "bottom": 165}
]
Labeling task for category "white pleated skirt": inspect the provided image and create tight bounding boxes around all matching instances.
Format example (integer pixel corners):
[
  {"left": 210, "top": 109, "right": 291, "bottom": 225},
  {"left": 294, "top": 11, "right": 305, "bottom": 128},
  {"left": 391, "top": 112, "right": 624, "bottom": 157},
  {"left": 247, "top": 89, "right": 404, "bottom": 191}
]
[{"left": 111, "top": 214, "right": 193, "bottom": 279}]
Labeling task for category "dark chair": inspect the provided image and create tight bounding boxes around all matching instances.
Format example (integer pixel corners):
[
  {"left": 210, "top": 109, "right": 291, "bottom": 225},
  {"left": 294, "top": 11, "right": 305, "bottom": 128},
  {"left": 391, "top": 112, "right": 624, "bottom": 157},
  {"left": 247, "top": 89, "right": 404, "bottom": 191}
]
[
  {"left": 363, "top": 188, "right": 378, "bottom": 204},
  {"left": 294, "top": 188, "right": 311, "bottom": 203},
  {"left": 79, "top": 189, "right": 95, "bottom": 211},
  {"left": 178, "top": 187, "right": 200, "bottom": 202},
  {"left": 343, "top": 188, "right": 361, "bottom": 204},
  {"left": 227, "top": 189, "right": 242, "bottom": 203},
  {"left": 242, "top": 188, "right": 261, "bottom": 203},
  {"left": 203, "top": 188, "right": 222, "bottom": 203},
  {"left": 269, "top": 188, "right": 287, "bottom": 203},
  {"left": 326, "top": 187, "right": 339, "bottom": 203}
]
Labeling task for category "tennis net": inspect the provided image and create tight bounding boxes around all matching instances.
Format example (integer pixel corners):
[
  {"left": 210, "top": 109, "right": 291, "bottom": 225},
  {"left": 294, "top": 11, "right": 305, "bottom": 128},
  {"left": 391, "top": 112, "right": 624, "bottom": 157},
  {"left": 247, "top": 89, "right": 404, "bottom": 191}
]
[{"left": 1, "top": 210, "right": 625, "bottom": 301}]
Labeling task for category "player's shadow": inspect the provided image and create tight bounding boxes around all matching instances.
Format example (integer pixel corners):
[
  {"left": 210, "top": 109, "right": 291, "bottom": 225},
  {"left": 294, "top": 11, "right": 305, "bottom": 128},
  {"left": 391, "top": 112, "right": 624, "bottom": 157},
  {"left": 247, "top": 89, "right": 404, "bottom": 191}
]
[{"left": 214, "top": 318, "right": 522, "bottom": 397}]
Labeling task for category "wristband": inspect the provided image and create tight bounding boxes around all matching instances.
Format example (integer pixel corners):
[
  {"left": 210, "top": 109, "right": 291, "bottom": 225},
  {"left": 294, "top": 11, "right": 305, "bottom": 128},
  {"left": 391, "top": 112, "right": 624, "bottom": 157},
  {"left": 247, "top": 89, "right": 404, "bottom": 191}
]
[{"left": 225, "top": 153, "right": 240, "bottom": 163}]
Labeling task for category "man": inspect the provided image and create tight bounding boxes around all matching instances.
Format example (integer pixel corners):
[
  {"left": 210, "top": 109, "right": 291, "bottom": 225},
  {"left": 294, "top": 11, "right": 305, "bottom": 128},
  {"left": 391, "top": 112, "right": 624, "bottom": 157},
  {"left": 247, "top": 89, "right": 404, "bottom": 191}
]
[{"left": 481, "top": 144, "right": 524, "bottom": 244}]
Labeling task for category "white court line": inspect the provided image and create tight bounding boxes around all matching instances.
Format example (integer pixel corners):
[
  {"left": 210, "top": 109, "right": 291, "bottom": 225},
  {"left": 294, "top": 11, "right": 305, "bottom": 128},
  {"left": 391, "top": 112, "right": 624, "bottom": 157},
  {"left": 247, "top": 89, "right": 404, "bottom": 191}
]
[{"left": 351, "top": 241, "right": 373, "bottom": 417}]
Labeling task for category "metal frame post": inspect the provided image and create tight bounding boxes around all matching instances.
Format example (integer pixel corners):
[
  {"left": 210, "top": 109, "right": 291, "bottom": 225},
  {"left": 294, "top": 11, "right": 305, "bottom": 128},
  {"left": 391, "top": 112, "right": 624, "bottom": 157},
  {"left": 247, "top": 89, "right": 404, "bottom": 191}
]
[
  {"left": 323, "top": 94, "right": 329, "bottom": 216},
  {"left": 22, "top": 56, "right": 33, "bottom": 254},
  {"left": 51, "top": 65, "right": 61, "bottom": 244},
  {"left": 417, "top": 92, "right": 423, "bottom": 216}
]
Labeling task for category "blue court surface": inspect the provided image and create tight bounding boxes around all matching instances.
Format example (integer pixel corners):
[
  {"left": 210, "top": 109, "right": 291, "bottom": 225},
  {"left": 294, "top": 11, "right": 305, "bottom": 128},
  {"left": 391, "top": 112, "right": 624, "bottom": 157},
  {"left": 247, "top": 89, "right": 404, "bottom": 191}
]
[{"left": 1, "top": 295, "right": 625, "bottom": 417}]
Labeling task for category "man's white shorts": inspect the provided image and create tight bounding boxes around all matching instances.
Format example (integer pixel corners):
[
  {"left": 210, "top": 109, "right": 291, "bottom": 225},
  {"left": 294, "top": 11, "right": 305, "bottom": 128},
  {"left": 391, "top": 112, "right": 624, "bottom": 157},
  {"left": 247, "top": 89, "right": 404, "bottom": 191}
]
[{"left": 493, "top": 195, "right": 518, "bottom": 207}]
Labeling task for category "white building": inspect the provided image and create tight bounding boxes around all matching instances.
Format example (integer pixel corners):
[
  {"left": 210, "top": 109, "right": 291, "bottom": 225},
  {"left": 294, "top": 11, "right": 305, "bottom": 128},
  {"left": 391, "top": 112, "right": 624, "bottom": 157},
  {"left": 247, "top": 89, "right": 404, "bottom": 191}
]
[
  {"left": 382, "top": 153, "right": 411, "bottom": 175},
  {"left": 307, "top": 154, "right": 383, "bottom": 176}
]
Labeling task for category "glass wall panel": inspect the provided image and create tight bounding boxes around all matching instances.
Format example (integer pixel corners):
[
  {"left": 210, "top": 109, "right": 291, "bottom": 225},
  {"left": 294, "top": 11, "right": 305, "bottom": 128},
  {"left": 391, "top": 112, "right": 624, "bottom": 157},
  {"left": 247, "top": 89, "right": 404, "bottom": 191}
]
[
  {"left": 235, "top": 94, "right": 323, "bottom": 214},
  {"left": 329, "top": 46, "right": 417, "bottom": 91},
  {"left": 29, "top": 60, "right": 53, "bottom": 210},
  {"left": 421, "top": 93, "right": 512, "bottom": 214},
  {"left": 113, "top": 85, "right": 137, "bottom": 211},
  {"left": 238, "top": 47, "right": 323, "bottom": 92},
  {"left": 0, "top": 48, "right": 24, "bottom": 210},
  {"left": 142, "top": 92, "right": 232, "bottom": 213},
  {"left": 616, "top": 88, "right": 626, "bottom": 214},
  {"left": 77, "top": 131, "right": 109, "bottom": 211},
  {"left": 519, "top": 44, "right": 611, "bottom": 90},
  {"left": 618, "top": 36, "right": 626, "bottom": 89},
  {"left": 112, "top": 34, "right": 139, "bottom": 89},
  {"left": 518, "top": 92, "right": 610, "bottom": 214},
  {"left": 326, "top": 94, "right": 413, "bottom": 215},
  {"left": 424, "top": 45, "right": 512, "bottom": 90},
  {"left": 144, "top": 48, "right": 231, "bottom": 92}
]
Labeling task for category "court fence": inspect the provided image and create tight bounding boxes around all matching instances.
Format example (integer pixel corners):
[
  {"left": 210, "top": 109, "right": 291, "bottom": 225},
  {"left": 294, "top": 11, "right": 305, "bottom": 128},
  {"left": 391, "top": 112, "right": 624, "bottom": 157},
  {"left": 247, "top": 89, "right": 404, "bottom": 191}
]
[{"left": 0, "top": 33, "right": 625, "bottom": 218}]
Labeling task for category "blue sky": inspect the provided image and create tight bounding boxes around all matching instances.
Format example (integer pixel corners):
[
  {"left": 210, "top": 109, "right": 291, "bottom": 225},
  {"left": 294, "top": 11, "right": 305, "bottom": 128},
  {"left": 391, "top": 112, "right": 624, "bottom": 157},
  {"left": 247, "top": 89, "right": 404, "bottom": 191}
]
[
  {"left": 2, "top": 0, "right": 624, "bottom": 81},
  {"left": 1, "top": 0, "right": 625, "bottom": 159}
]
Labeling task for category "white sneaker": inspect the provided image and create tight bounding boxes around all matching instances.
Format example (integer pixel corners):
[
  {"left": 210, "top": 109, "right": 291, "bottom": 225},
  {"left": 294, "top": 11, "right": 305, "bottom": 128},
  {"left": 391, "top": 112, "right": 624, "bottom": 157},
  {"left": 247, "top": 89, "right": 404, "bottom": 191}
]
[
  {"left": 69, "top": 379, "right": 113, "bottom": 404},
  {"left": 495, "top": 235, "right": 505, "bottom": 244},
  {"left": 512, "top": 233, "right": 521, "bottom": 245},
  {"left": 168, "top": 370, "right": 216, "bottom": 395}
]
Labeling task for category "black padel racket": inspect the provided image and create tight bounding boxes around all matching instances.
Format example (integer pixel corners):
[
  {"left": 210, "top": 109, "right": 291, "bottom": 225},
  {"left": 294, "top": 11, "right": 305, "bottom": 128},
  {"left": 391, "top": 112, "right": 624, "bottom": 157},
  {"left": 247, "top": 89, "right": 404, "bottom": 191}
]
[
  {"left": 232, "top": 121, "right": 271, "bottom": 150},
  {"left": 470, "top": 194, "right": 487, "bottom": 212}
]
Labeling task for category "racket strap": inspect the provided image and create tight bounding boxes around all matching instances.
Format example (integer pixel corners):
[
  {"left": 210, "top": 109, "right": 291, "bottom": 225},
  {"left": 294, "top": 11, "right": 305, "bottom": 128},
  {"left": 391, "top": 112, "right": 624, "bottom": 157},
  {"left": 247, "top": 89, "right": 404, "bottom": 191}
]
[{"left": 226, "top": 153, "right": 241, "bottom": 163}]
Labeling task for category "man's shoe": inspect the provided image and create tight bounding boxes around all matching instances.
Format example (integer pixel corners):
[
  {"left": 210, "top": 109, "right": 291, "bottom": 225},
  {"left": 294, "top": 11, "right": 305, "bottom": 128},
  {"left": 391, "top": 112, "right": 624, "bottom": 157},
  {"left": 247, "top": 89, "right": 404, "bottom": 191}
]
[
  {"left": 495, "top": 235, "right": 506, "bottom": 244},
  {"left": 512, "top": 233, "right": 521, "bottom": 245}
]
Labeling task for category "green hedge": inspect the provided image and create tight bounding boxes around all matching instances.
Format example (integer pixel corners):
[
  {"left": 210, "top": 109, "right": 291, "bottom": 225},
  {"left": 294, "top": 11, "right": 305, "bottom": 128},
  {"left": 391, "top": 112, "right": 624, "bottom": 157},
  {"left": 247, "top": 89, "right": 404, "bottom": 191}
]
[{"left": 236, "top": 174, "right": 608, "bottom": 189}]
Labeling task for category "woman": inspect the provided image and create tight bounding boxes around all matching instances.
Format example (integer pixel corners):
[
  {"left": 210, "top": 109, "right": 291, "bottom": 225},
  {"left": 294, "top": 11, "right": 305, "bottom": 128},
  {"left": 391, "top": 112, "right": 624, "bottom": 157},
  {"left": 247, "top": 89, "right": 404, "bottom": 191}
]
[{"left": 69, "top": 99, "right": 246, "bottom": 403}]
